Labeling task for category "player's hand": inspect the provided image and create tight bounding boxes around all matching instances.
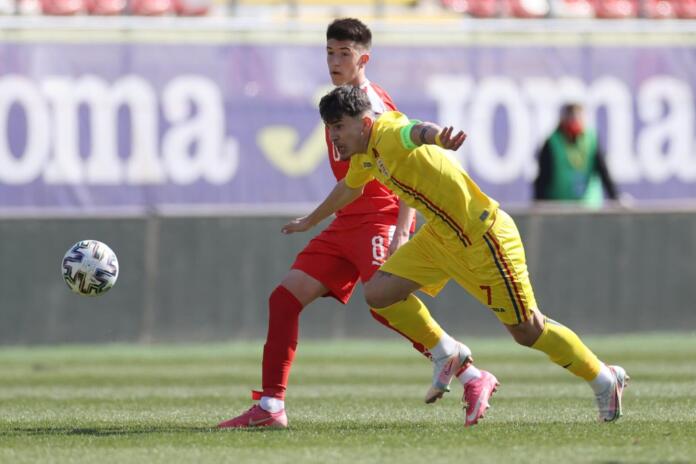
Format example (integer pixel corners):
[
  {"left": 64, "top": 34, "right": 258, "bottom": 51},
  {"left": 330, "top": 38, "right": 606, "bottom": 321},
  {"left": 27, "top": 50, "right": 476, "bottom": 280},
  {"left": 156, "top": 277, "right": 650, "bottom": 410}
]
[
  {"left": 388, "top": 230, "right": 410, "bottom": 257},
  {"left": 281, "top": 216, "right": 314, "bottom": 234},
  {"left": 436, "top": 126, "right": 467, "bottom": 151}
]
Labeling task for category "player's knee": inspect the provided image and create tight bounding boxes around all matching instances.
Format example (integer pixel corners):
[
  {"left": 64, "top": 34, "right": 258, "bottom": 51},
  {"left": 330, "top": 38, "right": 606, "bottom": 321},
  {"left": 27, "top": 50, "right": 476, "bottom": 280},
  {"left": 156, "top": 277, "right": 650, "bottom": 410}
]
[
  {"left": 277, "top": 270, "right": 326, "bottom": 307},
  {"left": 505, "top": 310, "right": 545, "bottom": 347},
  {"left": 506, "top": 320, "right": 543, "bottom": 346},
  {"left": 269, "top": 285, "right": 304, "bottom": 315},
  {"left": 510, "top": 329, "right": 537, "bottom": 347},
  {"left": 363, "top": 283, "right": 398, "bottom": 309},
  {"left": 364, "top": 289, "right": 389, "bottom": 309}
]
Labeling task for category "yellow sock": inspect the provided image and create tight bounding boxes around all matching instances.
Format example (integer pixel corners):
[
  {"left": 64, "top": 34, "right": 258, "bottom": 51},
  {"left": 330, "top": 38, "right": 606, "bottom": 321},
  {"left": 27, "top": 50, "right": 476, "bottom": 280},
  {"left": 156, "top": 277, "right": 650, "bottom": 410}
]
[
  {"left": 371, "top": 294, "right": 444, "bottom": 351},
  {"left": 531, "top": 317, "right": 601, "bottom": 381}
]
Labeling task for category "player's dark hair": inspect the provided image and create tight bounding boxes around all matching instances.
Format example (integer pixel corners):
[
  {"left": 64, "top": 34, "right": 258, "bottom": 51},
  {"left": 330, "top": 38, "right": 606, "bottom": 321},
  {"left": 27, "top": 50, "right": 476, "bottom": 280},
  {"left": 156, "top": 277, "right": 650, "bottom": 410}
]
[
  {"left": 319, "top": 85, "right": 372, "bottom": 125},
  {"left": 560, "top": 103, "right": 583, "bottom": 117},
  {"left": 326, "top": 18, "right": 372, "bottom": 49}
]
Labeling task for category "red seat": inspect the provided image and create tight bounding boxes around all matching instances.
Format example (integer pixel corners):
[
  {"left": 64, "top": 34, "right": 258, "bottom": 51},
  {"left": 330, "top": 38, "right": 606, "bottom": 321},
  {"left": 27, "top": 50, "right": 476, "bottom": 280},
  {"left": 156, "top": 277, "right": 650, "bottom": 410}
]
[
  {"left": 673, "top": 0, "right": 696, "bottom": 18},
  {"left": 40, "top": 0, "right": 83, "bottom": 14},
  {"left": 85, "top": 0, "right": 126, "bottom": 14},
  {"left": 510, "top": 0, "right": 550, "bottom": 17},
  {"left": 467, "top": 0, "right": 501, "bottom": 17},
  {"left": 172, "top": 0, "right": 210, "bottom": 15},
  {"left": 592, "top": 0, "right": 638, "bottom": 18},
  {"left": 641, "top": 0, "right": 676, "bottom": 17},
  {"left": 130, "top": 0, "right": 172, "bottom": 15},
  {"left": 441, "top": 0, "right": 502, "bottom": 16}
]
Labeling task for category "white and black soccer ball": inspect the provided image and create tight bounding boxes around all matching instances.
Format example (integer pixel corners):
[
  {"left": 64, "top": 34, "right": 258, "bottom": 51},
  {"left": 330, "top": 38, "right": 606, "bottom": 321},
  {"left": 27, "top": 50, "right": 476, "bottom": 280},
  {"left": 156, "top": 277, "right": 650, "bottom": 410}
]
[{"left": 61, "top": 240, "right": 119, "bottom": 296}]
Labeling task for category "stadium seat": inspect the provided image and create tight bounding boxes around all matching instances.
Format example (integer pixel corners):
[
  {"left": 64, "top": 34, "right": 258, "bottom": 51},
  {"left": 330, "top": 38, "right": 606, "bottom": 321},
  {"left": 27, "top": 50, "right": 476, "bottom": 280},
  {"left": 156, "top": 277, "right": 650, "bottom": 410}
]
[
  {"left": 40, "top": 0, "right": 83, "bottom": 14},
  {"left": 550, "top": 0, "right": 595, "bottom": 17},
  {"left": 641, "top": 0, "right": 676, "bottom": 17},
  {"left": 592, "top": 0, "right": 638, "bottom": 18},
  {"left": 172, "top": 0, "right": 211, "bottom": 15},
  {"left": 84, "top": 0, "right": 126, "bottom": 14},
  {"left": 441, "top": 0, "right": 498, "bottom": 17},
  {"left": 130, "top": 0, "right": 172, "bottom": 14},
  {"left": 510, "top": 0, "right": 550, "bottom": 17},
  {"left": 674, "top": 0, "right": 696, "bottom": 18}
]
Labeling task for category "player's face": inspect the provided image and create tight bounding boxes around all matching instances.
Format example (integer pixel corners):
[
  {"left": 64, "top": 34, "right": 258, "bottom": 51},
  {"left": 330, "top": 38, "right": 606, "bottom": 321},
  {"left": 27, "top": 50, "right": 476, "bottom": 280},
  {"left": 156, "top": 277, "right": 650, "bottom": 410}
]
[
  {"left": 327, "top": 114, "right": 370, "bottom": 160},
  {"left": 326, "top": 39, "right": 369, "bottom": 86},
  {"left": 563, "top": 108, "right": 583, "bottom": 125}
]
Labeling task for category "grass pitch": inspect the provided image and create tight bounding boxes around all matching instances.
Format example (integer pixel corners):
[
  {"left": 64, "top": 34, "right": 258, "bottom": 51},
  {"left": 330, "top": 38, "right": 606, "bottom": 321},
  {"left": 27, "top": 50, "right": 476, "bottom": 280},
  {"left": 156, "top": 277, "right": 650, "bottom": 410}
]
[{"left": 0, "top": 334, "right": 694, "bottom": 464}]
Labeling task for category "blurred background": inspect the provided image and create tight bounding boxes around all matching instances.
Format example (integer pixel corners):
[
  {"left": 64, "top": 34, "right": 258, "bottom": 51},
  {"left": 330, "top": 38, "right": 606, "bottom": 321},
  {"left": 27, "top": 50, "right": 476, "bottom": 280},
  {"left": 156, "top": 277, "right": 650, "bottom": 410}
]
[{"left": 1, "top": 0, "right": 695, "bottom": 345}]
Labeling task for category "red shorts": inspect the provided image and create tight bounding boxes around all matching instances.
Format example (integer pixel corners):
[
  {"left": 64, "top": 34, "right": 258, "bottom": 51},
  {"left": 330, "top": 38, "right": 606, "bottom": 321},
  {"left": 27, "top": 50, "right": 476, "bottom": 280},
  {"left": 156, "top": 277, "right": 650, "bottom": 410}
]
[{"left": 291, "top": 217, "right": 397, "bottom": 304}]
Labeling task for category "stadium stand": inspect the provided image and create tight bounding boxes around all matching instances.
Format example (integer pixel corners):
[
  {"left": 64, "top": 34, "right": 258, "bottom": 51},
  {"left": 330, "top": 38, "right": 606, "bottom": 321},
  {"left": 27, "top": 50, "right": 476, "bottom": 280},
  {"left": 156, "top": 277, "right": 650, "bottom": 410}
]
[
  {"left": 675, "top": 0, "right": 696, "bottom": 17},
  {"left": 439, "top": 0, "right": 695, "bottom": 19},
  {"left": 592, "top": 0, "right": 638, "bottom": 18},
  {"left": 130, "top": 0, "right": 173, "bottom": 15},
  {"left": 510, "top": 0, "right": 551, "bottom": 17},
  {"left": 172, "top": 0, "right": 212, "bottom": 15},
  {"left": 641, "top": 0, "right": 676, "bottom": 18},
  {"left": 84, "top": 0, "right": 126, "bottom": 14},
  {"left": 441, "top": 0, "right": 501, "bottom": 16},
  {"left": 40, "top": 0, "right": 83, "bottom": 15},
  {"left": 2, "top": 0, "right": 696, "bottom": 20},
  {"left": 550, "top": 0, "right": 595, "bottom": 17}
]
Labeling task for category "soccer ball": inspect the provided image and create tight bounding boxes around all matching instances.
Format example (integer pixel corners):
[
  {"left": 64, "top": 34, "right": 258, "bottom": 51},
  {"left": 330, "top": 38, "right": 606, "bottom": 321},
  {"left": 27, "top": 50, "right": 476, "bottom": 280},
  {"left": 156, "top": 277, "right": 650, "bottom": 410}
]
[{"left": 61, "top": 240, "right": 119, "bottom": 296}]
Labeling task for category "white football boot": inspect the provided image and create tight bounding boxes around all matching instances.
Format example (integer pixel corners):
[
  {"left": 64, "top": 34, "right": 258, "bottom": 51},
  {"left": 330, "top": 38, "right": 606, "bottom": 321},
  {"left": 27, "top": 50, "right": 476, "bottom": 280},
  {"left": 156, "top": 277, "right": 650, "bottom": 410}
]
[
  {"left": 595, "top": 365, "right": 629, "bottom": 422},
  {"left": 425, "top": 342, "right": 472, "bottom": 404}
]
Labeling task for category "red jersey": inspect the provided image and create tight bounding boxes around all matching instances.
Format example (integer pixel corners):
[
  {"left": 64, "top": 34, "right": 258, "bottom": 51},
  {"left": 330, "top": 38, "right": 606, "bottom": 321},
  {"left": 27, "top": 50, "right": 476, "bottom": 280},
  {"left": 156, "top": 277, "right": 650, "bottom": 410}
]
[{"left": 325, "top": 81, "right": 401, "bottom": 222}]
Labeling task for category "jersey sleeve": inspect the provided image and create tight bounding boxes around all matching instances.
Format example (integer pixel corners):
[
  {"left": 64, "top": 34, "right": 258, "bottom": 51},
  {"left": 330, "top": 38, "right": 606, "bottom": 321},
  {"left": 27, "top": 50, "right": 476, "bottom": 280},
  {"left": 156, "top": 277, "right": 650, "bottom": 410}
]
[
  {"left": 344, "top": 155, "right": 374, "bottom": 189},
  {"left": 377, "top": 112, "right": 419, "bottom": 154},
  {"left": 398, "top": 119, "right": 422, "bottom": 150}
]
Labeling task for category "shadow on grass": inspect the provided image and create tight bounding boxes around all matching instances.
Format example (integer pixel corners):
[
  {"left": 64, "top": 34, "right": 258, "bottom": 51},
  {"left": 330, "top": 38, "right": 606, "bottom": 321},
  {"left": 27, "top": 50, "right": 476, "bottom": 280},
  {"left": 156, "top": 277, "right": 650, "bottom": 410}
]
[
  {"left": 5, "top": 418, "right": 691, "bottom": 438},
  {"left": 1, "top": 421, "right": 467, "bottom": 437},
  {"left": 1, "top": 426, "right": 217, "bottom": 437}
]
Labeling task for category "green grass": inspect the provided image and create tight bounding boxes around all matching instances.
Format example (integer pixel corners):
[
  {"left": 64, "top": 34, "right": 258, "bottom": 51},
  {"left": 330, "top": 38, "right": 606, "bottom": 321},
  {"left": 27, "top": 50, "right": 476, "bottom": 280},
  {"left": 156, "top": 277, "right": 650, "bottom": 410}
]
[{"left": 1, "top": 334, "right": 695, "bottom": 463}]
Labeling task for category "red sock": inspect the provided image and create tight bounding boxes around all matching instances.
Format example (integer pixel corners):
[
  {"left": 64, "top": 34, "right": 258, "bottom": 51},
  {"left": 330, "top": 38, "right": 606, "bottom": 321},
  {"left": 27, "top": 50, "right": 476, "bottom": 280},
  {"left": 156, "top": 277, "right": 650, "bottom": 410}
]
[{"left": 261, "top": 285, "right": 304, "bottom": 400}]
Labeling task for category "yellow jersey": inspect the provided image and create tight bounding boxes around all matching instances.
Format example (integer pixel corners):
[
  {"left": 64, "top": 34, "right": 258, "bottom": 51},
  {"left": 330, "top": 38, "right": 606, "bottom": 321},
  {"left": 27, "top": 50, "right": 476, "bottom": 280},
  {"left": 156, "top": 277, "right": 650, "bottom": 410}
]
[{"left": 345, "top": 111, "right": 499, "bottom": 248}]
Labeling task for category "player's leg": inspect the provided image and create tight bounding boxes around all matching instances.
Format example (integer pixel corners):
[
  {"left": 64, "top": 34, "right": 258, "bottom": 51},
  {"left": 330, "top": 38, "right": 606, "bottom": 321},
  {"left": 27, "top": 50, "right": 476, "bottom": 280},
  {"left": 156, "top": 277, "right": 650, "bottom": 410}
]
[
  {"left": 217, "top": 268, "right": 329, "bottom": 429},
  {"left": 337, "top": 222, "right": 460, "bottom": 376},
  {"left": 468, "top": 209, "right": 628, "bottom": 422},
  {"left": 364, "top": 270, "right": 444, "bottom": 354},
  {"left": 349, "top": 222, "right": 455, "bottom": 360},
  {"left": 364, "top": 224, "right": 487, "bottom": 406},
  {"left": 506, "top": 312, "right": 628, "bottom": 422},
  {"left": 259, "top": 269, "right": 327, "bottom": 401},
  {"left": 219, "top": 228, "right": 357, "bottom": 429}
]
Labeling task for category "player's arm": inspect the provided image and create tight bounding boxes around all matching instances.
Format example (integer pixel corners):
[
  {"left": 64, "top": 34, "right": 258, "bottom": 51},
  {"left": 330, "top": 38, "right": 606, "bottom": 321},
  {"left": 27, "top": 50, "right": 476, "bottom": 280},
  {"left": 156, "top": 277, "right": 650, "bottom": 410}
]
[
  {"left": 389, "top": 200, "right": 415, "bottom": 256},
  {"left": 534, "top": 140, "right": 552, "bottom": 201},
  {"left": 281, "top": 179, "right": 363, "bottom": 234},
  {"left": 408, "top": 122, "right": 467, "bottom": 151}
]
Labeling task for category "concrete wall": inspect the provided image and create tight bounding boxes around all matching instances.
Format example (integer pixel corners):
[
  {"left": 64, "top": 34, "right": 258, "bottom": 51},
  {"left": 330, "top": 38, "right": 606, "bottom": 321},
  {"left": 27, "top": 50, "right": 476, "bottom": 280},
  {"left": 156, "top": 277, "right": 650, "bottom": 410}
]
[{"left": 1, "top": 209, "right": 695, "bottom": 345}]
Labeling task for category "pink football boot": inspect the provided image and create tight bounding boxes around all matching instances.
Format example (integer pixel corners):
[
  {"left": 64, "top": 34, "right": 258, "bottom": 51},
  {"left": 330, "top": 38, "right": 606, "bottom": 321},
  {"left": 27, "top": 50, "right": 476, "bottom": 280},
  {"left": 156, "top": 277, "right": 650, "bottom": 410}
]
[
  {"left": 218, "top": 404, "right": 288, "bottom": 429},
  {"left": 462, "top": 370, "right": 499, "bottom": 427}
]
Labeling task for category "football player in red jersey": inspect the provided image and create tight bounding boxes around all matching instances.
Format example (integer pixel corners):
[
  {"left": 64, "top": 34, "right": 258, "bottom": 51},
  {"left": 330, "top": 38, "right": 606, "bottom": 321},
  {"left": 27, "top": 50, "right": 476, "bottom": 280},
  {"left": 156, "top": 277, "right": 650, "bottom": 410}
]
[{"left": 218, "top": 18, "right": 492, "bottom": 429}]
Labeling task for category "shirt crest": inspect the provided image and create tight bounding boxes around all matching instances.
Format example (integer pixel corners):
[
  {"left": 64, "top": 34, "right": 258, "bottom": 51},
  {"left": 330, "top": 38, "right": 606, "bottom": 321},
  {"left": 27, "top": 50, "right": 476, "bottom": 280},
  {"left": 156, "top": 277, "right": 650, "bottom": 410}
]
[{"left": 372, "top": 147, "right": 390, "bottom": 177}]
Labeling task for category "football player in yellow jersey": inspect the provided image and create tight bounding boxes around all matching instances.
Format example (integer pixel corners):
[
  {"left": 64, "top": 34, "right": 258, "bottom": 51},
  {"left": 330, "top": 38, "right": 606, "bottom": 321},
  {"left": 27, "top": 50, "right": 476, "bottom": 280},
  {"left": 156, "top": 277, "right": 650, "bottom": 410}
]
[
  {"left": 283, "top": 85, "right": 629, "bottom": 423},
  {"left": 219, "top": 19, "right": 493, "bottom": 430}
]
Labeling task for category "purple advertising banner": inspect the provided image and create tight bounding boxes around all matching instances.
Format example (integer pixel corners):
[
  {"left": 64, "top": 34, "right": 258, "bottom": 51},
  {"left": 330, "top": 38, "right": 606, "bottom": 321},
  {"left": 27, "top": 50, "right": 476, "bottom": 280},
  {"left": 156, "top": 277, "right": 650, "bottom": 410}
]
[{"left": 1, "top": 26, "right": 695, "bottom": 211}]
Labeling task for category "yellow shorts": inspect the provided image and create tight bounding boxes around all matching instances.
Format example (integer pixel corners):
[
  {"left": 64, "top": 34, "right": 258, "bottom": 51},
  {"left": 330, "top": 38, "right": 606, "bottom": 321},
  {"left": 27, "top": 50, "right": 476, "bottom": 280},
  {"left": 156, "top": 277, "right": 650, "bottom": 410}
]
[{"left": 380, "top": 209, "right": 537, "bottom": 326}]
